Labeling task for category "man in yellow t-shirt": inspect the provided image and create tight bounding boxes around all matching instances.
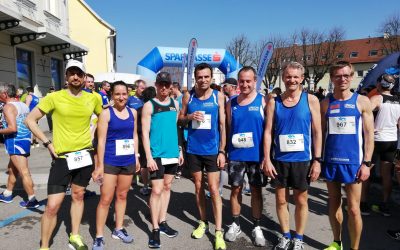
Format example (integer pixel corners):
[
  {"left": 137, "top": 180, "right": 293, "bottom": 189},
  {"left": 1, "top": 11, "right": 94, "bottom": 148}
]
[{"left": 25, "top": 59, "right": 102, "bottom": 250}]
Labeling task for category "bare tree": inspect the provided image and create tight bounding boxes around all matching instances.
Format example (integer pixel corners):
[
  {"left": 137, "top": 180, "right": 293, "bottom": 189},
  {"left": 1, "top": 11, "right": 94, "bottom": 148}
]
[
  {"left": 226, "top": 34, "right": 254, "bottom": 67},
  {"left": 378, "top": 13, "right": 400, "bottom": 53}
]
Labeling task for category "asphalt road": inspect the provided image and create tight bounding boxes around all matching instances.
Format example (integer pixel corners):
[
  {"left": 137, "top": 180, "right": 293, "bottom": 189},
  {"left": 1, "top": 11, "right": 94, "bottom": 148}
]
[{"left": 1, "top": 141, "right": 400, "bottom": 250}]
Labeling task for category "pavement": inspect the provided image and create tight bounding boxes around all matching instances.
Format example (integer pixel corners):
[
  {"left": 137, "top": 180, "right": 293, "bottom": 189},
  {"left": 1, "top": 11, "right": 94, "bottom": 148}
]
[{"left": 1, "top": 133, "right": 400, "bottom": 249}]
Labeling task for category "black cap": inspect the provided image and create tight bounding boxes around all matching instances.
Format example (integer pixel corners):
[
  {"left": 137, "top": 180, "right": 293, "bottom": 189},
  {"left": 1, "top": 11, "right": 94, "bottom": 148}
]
[
  {"left": 156, "top": 72, "right": 172, "bottom": 84},
  {"left": 223, "top": 78, "right": 237, "bottom": 86},
  {"left": 378, "top": 73, "right": 395, "bottom": 88}
]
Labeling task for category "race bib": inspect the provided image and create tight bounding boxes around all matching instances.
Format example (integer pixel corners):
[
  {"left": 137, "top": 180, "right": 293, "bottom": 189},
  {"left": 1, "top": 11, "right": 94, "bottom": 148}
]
[
  {"left": 328, "top": 116, "right": 356, "bottom": 134},
  {"left": 115, "top": 139, "right": 134, "bottom": 156},
  {"left": 279, "top": 134, "right": 305, "bottom": 152},
  {"left": 232, "top": 132, "right": 254, "bottom": 148},
  {"left": 161, "top": 158, "right": 179, "bottom": 165},
  {"left": 65, "top": 150, "right": 93, "bottom": 170},
  {"left": 192, "top": 114, "right": 211, "bottom": 130}
]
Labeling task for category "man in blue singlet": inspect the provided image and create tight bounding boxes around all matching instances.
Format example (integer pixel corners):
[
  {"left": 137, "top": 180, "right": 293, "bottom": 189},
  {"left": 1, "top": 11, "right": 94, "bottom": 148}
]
[
  {"left": 0, "top": 83, "right": 39, "bottom": 208},
  {"left": 321, "top": 61, "right": 374, "bottom": 250},
  {"left": 225, "top": 66, "right": 266, "bottom": 246},
  {"left": 142, "top": 72, "right": 184, "bottom": 248},
  {"left": 179, "top": 63, "right": 227, "bottom": 250},
  {"left": 263, "top": 62, "right": 322, "bottom": 250}
]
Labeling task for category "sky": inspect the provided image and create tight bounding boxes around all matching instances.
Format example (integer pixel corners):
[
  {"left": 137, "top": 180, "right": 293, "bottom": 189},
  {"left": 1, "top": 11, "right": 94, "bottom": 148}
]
[{"left": 84, "top": 0, "right": 400, "bottom": 73}]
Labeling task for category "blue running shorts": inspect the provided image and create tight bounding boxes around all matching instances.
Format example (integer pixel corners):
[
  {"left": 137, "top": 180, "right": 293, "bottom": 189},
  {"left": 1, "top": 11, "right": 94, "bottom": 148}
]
[{"left": 322, "top": 163, "right": 360, "bottom": 184}]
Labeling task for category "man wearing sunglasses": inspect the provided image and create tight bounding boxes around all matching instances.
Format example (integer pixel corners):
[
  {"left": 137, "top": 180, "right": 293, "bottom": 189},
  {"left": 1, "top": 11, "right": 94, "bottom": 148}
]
[
  {"left": 321, "top": 61, "right": 374, "bottom": 250},
  {"left": 142, "top": 71, "right": 184, "bottom": 248},
  {"left": 26, "top": 59, "right": 102, "bottom": 250}
]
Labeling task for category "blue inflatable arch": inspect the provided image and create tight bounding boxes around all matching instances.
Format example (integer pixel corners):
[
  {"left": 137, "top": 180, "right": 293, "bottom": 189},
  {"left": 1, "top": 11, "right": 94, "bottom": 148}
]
[{"left": 136, "top": 47, "right": 242, "bottom": 82}]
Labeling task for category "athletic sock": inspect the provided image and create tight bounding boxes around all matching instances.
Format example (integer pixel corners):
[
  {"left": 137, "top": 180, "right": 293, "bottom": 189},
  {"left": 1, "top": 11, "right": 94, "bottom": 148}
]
[
  {"left": 283, "top": 232, "right": 291, "bottom": 239},
  {"left": 3, "top": 189, "right": 12, "bottom": 197},
  {"left": 233, "top": 215, "right": 240, "bottom": 226},
  {"left": 28, "top": 195, "right": 36, "bottom": 201},
  {"left": 294, "top": 233, "right": 303, "bottom": 241},
  {"left": 253, "top": 218, "right": 260, "bottom": 227}
]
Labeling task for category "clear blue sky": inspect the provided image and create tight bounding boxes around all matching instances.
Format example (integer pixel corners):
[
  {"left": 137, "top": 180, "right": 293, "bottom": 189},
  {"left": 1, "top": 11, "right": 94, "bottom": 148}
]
[{"left": 85, "top": 0, "right": 399, "bottom": 73}]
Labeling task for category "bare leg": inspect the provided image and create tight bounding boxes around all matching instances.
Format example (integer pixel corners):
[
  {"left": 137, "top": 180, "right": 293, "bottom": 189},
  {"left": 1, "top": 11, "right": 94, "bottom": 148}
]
[
  {"left": 345, "top": 183, "right": 363, "bottom": 249},
  {"left": 70, "top": 184, "right": 86, "bottom": 235},
  {"left": 149, "top": 179, "right": 164, "bottom": 229},
  {"left": 10, "top": 155, "right": 34, "bottom": 196},
  {"left": 192, "top": 171, "right": 207, "bottom": 221},
  {"left": 95, "top": 173, "right": 117, "bottom": 236},
  {"left": 250, "top": 185, "right": 263, "bottom": 219},
  {"left": 275, "top": 187, "right": 290, "bottom": 233},
  {"left": 208, "top": 171, "right": 222, "bottom": 230},
  {"left": 230, "top": 185, "right": 242, "bottom": 217},
  {"left": 158, "top": 174, "right": 174, "bottom": 223},
  {"left": 293, "top": 189, "right": 308, "bottom": 235},
  {"left": 40, "top": 193, "right": 65, "bottom": 248},
  {"left": 326, "top": 181, "right": 343, "bottom": 242}
]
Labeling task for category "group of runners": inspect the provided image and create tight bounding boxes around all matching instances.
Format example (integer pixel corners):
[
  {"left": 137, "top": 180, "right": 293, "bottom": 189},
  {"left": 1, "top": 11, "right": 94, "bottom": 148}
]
[{"left": 0, "top": 57, "right": 398, "bottom": 250}]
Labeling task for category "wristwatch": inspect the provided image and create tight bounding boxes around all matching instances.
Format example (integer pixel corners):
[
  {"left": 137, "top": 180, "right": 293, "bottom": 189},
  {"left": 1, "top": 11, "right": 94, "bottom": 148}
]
[
  {"left": 362, "top": 160, "right": 372, "bottom": 167},
  {"left": 43, "top": 140, "right": 52, "bottom": 148}
]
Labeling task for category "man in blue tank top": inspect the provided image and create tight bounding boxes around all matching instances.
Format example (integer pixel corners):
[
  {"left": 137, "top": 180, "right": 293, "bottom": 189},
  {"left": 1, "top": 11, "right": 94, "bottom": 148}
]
[
  {"left": 321, "top": 61, "right": 374, "bottom": 250},
  {"left": 142, "top": 72, "right": 184, "bottom": 248},
  {"left": 179, "top": 63, "right": 227, "bottom": 250},
  {"left": 263, "top": 62, "right": 322, "bottom": 250},
  {"left": 225, "top": 66, "right": 266, "bottom": 246}
]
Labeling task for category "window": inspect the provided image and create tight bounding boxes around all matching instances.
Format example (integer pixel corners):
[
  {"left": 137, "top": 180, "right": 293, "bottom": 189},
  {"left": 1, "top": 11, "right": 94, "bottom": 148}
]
[
  {"left": 16, "top": 48, "right": 33, "bottom": 89},
  {"left": 51, "top": 58, "right": 61, "bottom": 89},
  {"left": 369, "top": 50, "right": 378, "bottom": 56},
  {"left": 45, "top": 0, "right": 58, "bottom": 16},
  {"left": 349, "top": 52, "right": 358, "bottom": 58},
  {"left": 357, "top": 70, "right": 363, "bottom": 77},
  {"left": 336, "top": 53, "right": 344, "bottom": 59}
]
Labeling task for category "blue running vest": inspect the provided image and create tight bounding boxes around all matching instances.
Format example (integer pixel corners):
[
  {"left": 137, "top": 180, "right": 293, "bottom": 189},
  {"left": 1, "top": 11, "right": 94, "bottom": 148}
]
[
  {"left": 323, "top": 93, "right": 363, "bottom": 165},
  {"left": 187, "top": 89, "right": 220, "bottom": 155},
  {"left": 104, "top": 107, "right": 136, "bottom": 166},
  {"left": 228, "top": 93, "right": 265, "bottom": 162},
  {"left": 28, "top": 94, "right": 39, "bottom": 111},
  {"left": 273, "top": 92, "right": 312, "bottom": 162}
]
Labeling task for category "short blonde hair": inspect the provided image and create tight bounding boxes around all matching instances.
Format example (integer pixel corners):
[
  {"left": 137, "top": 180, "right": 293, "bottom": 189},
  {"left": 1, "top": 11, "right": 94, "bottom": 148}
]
[{"left": 282, "top": 62, "right": 305, "bottom": 76}]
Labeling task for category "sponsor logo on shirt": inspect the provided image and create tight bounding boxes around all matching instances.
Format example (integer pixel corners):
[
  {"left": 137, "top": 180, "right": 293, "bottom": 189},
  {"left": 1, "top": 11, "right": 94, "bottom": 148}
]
[
  {"left": 330, "top": 104, "right": 340, "bottom": 109},
  {"left": 203, "top": 102, "right": 215, "bottom": 107},
  {"left": 330, "top": 109, "right": 340, "bottom": 114},
  {"left": 344, "top": 104, "right": 355, "bottom": 109},
  {"left": 169, "top": 107, "right": 177, "bottom": 111}
]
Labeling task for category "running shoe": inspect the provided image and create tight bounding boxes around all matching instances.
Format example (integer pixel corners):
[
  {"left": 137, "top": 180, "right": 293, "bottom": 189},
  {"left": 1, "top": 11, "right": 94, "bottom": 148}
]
[
  {"left": 324, "top": 242, "right": 343, "bottom": 250},
  {"left": 242, "top": 188, "right": 251, "bottom": 196},
  {"left": 159, "top": 221, "right": 178, "bottom": 238},
  {"left": 371, "top": 203, "right": 391, "bottom": 217},
  {"left": 274, "top": 236, "right": 291, "bottom": 250},
  {"left": 387, "top": 229, "right": 400, "bottom": 241},
  {"left": 191, "top": 221, "right": 209, "bottom": 239},
  {"left": 148, "top": 229, "right": 161, "bottom": 248},
  {"left": 19, "top": 197, "right": 40, "bottom": 208},
  {"left": 224, "top": 222, "right": 241, "bottom": 242},
  {"left": 111, "top": 228, "right": 133, "bottom": 243},
  {"left": 292, "top": 238, "right": 305, "bottom": 250},
  {"left": 360, "top": 202, "right": 371, "bottom": 216},
  {"left": 252, "top": 226, "right": 266, "bottom": 246},
  {"left": 92, "top": 237, "right": 105, "bottom": 250},
  {"left": 0, "top": 193, "right": 13, "bottom": 203},
  {"left": 140, "top": 186, "right": 150, "bottom": 196},
  {"left": 214, "top": 231, "right": 226, "bottom": 250},
  {"left": 68, "top": 234, "right": 88, "bottom": 250}
]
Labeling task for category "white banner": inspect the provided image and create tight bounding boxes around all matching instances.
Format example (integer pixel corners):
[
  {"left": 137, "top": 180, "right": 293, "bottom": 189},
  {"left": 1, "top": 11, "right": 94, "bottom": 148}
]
[
  {"left": 181, "top": 53, "right": 186, "bottom": 86},
  {"left": 256, "top": 42, "right": 274, "bottom": 91},
  {"left": 187, "top": 38, "right": 198, "bottom": 90}
]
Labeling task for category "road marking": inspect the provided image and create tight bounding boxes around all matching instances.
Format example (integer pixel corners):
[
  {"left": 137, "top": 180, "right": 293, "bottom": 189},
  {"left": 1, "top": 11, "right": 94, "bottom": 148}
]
[{"left": 0, "top": 203, "right": 45, "bottom": 228}]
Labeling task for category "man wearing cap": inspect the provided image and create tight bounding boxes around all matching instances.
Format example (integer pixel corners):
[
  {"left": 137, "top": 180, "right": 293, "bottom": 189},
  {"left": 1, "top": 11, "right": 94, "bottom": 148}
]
[
  {"left": 142, "top": 72, "right": 184, "bottom": 248},
  {"left": 26, "top": 59, "right": 102, "bottom": 250},
  {"left": 360, "top": 73, "right": 400, "bottom": 217},
  {"left": 225, "top": 66, "right": 267, "bottom": 246},
  {"left": 222, "top": 78, "right": 238, "bottom": 101},
  {"left": 321, "top": 61, "right": 374, "bottom": 250},
  {"left": 179, "top": 63, "right": 227, "bottom": 250}
]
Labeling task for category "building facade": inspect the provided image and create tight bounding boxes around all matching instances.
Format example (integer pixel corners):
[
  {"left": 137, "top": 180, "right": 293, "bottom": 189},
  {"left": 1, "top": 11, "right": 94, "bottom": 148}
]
[
  {"left": 68, "top": 0, "right": 116, "bottom": 75},
  {"left": 0, "top": 0, "right": 88, "bottom": 96}
]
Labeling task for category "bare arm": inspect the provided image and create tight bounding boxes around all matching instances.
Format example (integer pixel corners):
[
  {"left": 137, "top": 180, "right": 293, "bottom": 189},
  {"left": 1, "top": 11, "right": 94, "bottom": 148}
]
[
  {"left": 25, "top": 95, "right": 32, "bottom": 108},
  {"left": 141, "top": 101, "right": 158, "bottom": 171},
  {"left": 263, "top": 97, "right": 277, "bottom": 178},
  {"left": 308, "top": 94, "right": 322, "bottom": 181},
  {"left": 217, "top": 92, "right": 226, "bottom": 169},
  {"left": 132, "top": 108, "right": 140, "bottom": 172},
  {"left": 320, "top": 98, "right": 329, "bottom": 154},
  {"left": 225, "top": 99, "right": 232, "bottom": 151},
  {"left": 96, "top": 109, "right": 110, "bottom": 169},
  {"left": 369, "top": 95, "right": 382, "bottom": 112},
  {"left": 357, "top": 95, "right": 374, "bottom": 181},
  {"left": 0, "top": 104, "right": 17, "bottom": 134}
]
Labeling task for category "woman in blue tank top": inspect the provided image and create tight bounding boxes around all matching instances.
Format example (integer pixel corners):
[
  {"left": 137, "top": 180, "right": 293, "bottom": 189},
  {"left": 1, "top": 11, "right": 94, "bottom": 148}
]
[{"left": 92, "top": 81, "right": 139, "bottom": 247}]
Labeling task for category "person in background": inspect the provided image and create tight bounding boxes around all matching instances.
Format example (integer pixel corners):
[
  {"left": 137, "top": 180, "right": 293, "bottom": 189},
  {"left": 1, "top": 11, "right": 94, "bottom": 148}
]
[{"left": 25, "top": 86, "right": 40, "bottom": 148}]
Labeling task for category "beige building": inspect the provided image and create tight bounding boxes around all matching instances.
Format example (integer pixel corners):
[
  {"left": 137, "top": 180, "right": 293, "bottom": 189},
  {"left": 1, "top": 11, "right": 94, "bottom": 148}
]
[
  {"left": 68, "top": 0, "right": 116, "bottom": 75},
  {"left": 0, "top": 0, "right": 88, "bottom": 95}
]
